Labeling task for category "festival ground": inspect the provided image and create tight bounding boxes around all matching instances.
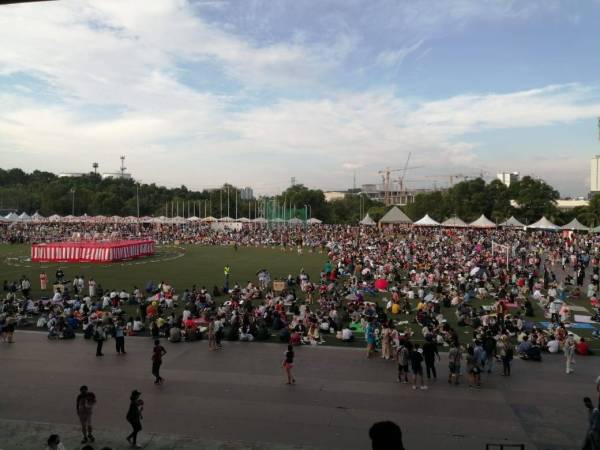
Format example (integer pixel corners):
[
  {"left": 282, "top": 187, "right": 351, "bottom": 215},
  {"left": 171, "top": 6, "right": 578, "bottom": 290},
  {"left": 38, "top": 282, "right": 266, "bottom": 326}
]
[
  {"left": 3, "top": 243, "right": 600, "bottom": 352},
  {"left": 0, "top": 331, "right": 594, "bottom": 450}
]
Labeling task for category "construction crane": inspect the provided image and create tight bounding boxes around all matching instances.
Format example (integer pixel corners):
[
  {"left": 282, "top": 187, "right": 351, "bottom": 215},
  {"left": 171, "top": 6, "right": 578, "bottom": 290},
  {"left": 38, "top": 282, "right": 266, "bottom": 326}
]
[{"left": 378, "top": 152, "right": 423, "bottom": 205}]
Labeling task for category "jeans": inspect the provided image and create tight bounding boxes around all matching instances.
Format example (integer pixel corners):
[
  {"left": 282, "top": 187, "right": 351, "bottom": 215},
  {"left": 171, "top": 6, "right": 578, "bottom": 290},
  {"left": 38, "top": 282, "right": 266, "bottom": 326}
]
[{"left": 116, "top": 336, "right": 125, "bottom": 353}]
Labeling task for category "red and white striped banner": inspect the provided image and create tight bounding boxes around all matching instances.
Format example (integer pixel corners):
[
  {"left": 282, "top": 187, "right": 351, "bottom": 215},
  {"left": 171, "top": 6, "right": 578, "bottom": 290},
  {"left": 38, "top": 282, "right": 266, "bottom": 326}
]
[{"left": 31, "top": 240, "right": 155, "bottom": 263}]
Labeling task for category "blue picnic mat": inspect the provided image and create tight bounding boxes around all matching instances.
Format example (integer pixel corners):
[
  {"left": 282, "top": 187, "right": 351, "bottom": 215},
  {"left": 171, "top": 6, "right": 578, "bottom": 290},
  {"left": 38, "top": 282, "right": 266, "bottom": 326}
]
[{"left": 539, "top": 321, "right": 598, "bottom": 330}]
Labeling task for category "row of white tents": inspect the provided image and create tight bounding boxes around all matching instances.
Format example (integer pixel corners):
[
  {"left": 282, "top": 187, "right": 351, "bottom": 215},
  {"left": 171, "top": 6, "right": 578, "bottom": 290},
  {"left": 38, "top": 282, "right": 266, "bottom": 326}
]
[
  {"left": 0, "top": 212, "right": 323, "bottom": 225},
  {"left": 361, "top": 206, "right": 596, "bottom": 231}
]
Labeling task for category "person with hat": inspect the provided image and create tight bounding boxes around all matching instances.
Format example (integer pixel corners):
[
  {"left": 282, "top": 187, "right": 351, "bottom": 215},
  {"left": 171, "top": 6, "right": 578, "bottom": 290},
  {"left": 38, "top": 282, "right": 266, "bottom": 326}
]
[
  {"left": 564, "top": 332, "right": 576, "bottom": 374},
  {"left": 126, "top": 390, "right": 143, "bottom": 448},
  {"left": 76, "top": 385, "right": 96, "bottom": 444}
]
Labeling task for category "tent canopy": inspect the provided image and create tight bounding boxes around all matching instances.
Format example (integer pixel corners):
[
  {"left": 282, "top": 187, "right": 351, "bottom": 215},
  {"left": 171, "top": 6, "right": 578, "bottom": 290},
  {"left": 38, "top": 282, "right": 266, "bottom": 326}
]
[
  {"left": 500, "top": 216, "right": 525, "bottom": 228},
  {"left": 561, "top": 218, "right": 589, "bottom": 231},
  {"left": 379, "top": 206, "right": 412, "bottom": 224},
  {"left": 252, "top": 217, "right": 268, "bottom": 223},
  {"left": 288, "top": 217, "right": 303, "bottom": 224},
  {"left": 469, "top": 214, "right": 496, "bottom": 228},
  {"left": 307, "top": 217, "right": 322, "bottom": 224},
  {"left": 413, "top": 214, "right": 440, "bottom": 226},
  {"left": 441, "top": 216, "right": 468, "bottom": 227},
  {"left": 359, "top": 214, "right": 376, "bottom": 226},
  {"left": 528, "top": 216, "right": 559, "bottom": 231}
]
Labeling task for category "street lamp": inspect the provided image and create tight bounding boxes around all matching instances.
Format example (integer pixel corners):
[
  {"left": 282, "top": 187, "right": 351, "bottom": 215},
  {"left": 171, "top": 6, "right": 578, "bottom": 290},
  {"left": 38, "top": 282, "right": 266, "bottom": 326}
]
[
  {"left": 70, "top": 188, "right": 75, "bottom": 215},
  {"left": 136, "top": 183, "right": 140, "bottom": 218}
]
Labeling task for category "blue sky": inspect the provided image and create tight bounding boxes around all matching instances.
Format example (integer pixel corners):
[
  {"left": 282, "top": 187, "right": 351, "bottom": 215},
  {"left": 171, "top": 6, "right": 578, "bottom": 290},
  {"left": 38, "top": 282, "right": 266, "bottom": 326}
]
[{"left": 1, "top": 0, "right": 600, "bottom": 196}]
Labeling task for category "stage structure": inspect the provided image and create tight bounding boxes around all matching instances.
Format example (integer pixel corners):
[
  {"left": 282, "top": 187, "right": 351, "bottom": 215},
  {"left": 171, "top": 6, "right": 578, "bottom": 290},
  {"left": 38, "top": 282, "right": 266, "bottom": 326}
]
[{"left": 31, "top": 240, "right": 154, "bottom": 263}]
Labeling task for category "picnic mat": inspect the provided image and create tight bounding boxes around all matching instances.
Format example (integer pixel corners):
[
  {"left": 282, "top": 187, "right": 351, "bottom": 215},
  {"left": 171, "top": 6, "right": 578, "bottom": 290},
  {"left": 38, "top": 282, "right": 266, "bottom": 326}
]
[
  {"left": 569, "top": 305, "right": 590, "bottom": 313},
  {"left": 574, "top": 314, "right": 598, "bottom": 324},
  {"left": 349, "top": 322, "right": 364, "bottom": 333},
  {"left": 539, "top": 321, "right": 597, "bottom": 330}
]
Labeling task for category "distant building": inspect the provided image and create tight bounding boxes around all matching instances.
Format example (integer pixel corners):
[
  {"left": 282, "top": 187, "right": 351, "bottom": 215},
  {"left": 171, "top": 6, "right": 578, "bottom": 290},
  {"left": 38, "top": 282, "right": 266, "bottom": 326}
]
[
  {"left": 359, "top": 184, "right": 434, "bottom": 206},
  {"left": 58, "top": 173, "right": 85, "bottom": 178},
  {"left": 240, "top": 187, "right": 254, "bottom": 200},
  {"left": 497, "top": 172, "right": 520, "bottom": 187},
  {"left": 556, "top": 199, "right": 589, "bottom": 210},
  {"left": 324, "top": 191, "right": 347, "bottom": 202},
  {"left": 591, "top": 156, "right": 600, "bottom": 193},
  {"left": 101, "top": 172, "right": 132, "bottom": 180}
]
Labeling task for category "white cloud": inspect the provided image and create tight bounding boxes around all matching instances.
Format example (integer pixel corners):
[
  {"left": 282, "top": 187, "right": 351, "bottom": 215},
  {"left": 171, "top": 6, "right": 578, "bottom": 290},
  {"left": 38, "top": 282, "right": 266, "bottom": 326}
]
[{"left": 376, "top": 40, "right": 424, "bottom": 67}]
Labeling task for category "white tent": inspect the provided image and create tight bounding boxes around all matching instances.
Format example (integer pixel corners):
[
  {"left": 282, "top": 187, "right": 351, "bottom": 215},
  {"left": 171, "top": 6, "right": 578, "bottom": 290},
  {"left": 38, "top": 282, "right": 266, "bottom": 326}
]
[
  {"left": 561, "top": 218, "right": 589, "bottom": 231},
  {"left": 219, "top": 216, "right": 234, "bottom": 222},
  {"left": 379, "top": 206, "right": 412, "bottom": 225},
  {"left": 270, "top": 217, "right": 285, "bottom": 223},
  {"left": 31, "top": 212, "right": 45, "bottom": 222},
  {"left": 288, "top": 217, "right": 303, "bottom": 224},
  {"left": 48, "top": 214, "right": 62, "bottom": 222},
  {"left": 253, "top": 217, "right": 268, "bottom": 223},
  {"left": 528, "top": 216, "right": 559, "bottom": 231},
  {"left": 18, "top": 212, "right": 31, "bottom": 221},
  {"left": 441, "top": 216, "right": 468, "bottom": 227},
  {"left": 499, "top": 216, "right": 525, "bottom": 228},
  {"left": 171, "top": 216, "right": 186, "bottom": 224},
  {"left": 186, "top": 216, "right": 200, "bottom": 221},
  {"left": 140, "top": 216, "right": 154, "bottom": 223},
  {"left": 359, "top": 214, "right": 376, "bottom": 226},
  {"left": 413, "top": 214, "right": 440, "bottom": 227},
  {"left": 237, "top": 217, "right": 251, "bottom": 223},
  {"left": 307, "top": 217, "right": 322, "bottom": 224},
  {"left": 201, "top": 216, "right": 217, "bottom": 222},
  {"left": 469, "top": 214, "right": 496, "bottom": 228},
  {"left": 4, "top": 212, "right": 19, "bottom": 221}
]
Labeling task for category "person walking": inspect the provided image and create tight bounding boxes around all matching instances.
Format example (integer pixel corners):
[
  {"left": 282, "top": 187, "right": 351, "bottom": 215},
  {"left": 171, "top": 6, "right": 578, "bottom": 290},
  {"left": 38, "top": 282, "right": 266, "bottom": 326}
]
[
  {"left": 76, "top": 385, "right": 96, "bottom": 444},
  {"left": 497, "top": 335, "right": 514, "bottom": 376},
  {"left": 365, "top": 319, "right": 376, "bottom": 359},
  {"left": 40, "top": 271, "right": 48, "bottom": 290},
  {"left": 151, "top": 339, "right": 166, "bottom": 385},
  {"left": 423, "top": 335, "right": 440, "bottom": 381},
  {"left": 126, "top": 390, "right": 143, "bottom": 449},
  {"left": 94, "top": 321, "right": 106, "bottom": 356},
  {"left": 115, "top": 320, "right": 126, "bottom": 354},
  {"left": 207, "top": 319, "right": 217, "bottom": 351},
  {"left": 564, "top": 332, "right": 576, "bottom": 374},
  {"left": 282, "top": 344, "right": 295, "bottom": 385}
]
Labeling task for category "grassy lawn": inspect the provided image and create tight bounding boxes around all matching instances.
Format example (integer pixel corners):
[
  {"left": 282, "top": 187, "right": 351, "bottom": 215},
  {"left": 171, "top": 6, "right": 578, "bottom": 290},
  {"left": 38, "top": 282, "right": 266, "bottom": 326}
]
[{"left": 2, "top": 243, "right": 600, "bottom": 352}]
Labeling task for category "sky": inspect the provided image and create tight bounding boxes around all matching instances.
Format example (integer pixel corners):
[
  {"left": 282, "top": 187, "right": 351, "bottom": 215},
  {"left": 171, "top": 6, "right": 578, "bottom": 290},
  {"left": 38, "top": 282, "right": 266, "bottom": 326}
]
[{"left": 1, "top": 0, "right": 600, "bottom": 197}]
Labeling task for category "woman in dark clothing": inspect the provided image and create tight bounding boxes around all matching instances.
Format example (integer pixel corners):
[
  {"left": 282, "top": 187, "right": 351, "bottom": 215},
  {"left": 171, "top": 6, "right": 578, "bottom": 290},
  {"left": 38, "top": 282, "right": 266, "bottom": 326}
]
[
  {"left": 126, "top": 390, "right": 143, "bottom": 449},
  {"left": 422, "top": 335, "right": 440, "bottom": 380}
]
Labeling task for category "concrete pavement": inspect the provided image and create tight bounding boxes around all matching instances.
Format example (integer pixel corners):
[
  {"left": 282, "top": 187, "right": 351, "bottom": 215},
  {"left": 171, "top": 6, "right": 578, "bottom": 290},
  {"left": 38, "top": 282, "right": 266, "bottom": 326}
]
[{"left": 0, "top": 331, "right": 596, "bottom": 450}]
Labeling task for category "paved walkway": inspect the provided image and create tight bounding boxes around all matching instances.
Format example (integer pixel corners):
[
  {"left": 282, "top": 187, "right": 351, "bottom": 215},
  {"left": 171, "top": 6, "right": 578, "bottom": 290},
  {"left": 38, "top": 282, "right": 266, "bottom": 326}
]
[{"left": 0, "top": 331, "right": 596, "bottom": 450}]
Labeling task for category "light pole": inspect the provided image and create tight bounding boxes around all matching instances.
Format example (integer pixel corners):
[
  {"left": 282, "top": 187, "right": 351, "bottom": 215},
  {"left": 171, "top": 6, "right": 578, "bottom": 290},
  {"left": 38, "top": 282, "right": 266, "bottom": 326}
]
[
  {"left": 136, "top": 183, "right": 140, "bottom": 218},
  {"left": 305, "top": 203, "right": 312, "bottom": 220},
  {"left": 70, "top": 188, "right": 75, "bottom": 215}
]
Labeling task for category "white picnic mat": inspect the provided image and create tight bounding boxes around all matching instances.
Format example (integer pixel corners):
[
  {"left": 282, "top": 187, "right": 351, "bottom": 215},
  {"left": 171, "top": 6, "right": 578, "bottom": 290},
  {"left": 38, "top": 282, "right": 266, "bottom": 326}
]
[{"left": 574, "top": 314, "right": 595, "bottom": 324}]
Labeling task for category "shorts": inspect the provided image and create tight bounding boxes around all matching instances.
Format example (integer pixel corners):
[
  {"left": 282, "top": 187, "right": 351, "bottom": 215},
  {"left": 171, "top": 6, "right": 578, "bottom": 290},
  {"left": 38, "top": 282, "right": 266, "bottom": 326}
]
[
  {"left": 283, "top": 362, "right": 294, "bottom": 369},
  {"left": 399, "top": 364, "right": 409, "bottom": 372},
  {"left": 78, "top": 412, "right": 92, "bottom": 427},
  {"left": 448, "top": 363, "right": 460, "bottom": 374}
]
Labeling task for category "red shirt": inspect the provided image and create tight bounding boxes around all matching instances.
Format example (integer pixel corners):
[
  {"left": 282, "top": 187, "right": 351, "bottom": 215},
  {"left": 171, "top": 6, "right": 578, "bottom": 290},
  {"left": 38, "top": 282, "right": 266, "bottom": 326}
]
[{"left": 576, "top": 341, "right": 589, "bottom": 355}]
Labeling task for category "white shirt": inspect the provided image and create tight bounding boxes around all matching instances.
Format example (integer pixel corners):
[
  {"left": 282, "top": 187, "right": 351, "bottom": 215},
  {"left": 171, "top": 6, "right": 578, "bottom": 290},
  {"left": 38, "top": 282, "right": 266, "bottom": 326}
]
[{"left": 547, "top": 340, "right": 560, "bottom": 353}]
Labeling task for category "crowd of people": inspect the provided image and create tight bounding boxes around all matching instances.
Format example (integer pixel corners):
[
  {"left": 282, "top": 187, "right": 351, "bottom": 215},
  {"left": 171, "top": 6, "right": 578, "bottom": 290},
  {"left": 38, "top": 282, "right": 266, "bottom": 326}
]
[{"left": 3, "top": 222, "right": 600, "bottom": 448}]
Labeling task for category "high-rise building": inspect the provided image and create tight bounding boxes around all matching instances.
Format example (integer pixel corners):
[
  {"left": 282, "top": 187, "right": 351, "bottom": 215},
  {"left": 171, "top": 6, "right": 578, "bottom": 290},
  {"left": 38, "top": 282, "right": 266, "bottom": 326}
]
[
  {"left": 240, "top": 187, "right": 254, "bottom": 200},
  {"left": 591, "top": 156, "right": 600, "bottom": 193},
  {"left": 496, "top": 172, "right": 520, "bottom": 187}
]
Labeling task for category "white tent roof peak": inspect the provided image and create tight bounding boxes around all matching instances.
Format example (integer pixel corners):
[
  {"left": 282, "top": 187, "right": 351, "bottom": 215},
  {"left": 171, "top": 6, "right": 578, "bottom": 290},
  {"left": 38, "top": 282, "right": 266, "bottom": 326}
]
[
  {"left": 359, "top": 214, "right": 376, "bottom": 226},
  {"left": 469, "top": 214, "right": 496, "bottom": 228},
  {"left": 500, "top": 216, "right": 525, "bottom": 228},
  {"left": 561, "top": 218, "right": 589, "bottom": 231},
  {"left": 441, "top": 216, "right": 468, "bottom": 227},
  {"left": 379, "top": 206, "right": 412, "bottom": 224},
  {"left": 307, "top": 217, "right": 322, "bottom": 224},
  {"left": 528, "top": 216, "right": 559, "bottom": 231},
  {"left": 413, "top": 214, "right": 440, "bottom": 226}
]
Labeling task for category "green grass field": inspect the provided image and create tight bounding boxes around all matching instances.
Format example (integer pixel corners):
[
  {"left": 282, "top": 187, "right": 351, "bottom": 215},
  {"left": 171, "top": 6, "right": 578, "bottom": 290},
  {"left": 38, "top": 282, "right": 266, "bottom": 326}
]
[{"left": 2, "top": 243, "right": 600, "bottom": 352}]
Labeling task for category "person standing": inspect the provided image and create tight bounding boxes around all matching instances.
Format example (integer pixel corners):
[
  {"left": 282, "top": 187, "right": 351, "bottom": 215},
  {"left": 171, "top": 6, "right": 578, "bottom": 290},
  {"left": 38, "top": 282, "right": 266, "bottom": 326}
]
[
  {"left": 423, "top": 335, "right": 440, "bottom": 380},
  {"left": 115, "top": 321, "right": 126, "bottom": 354},
  {"left": 126, "top": 390, "right": 143, "bottom": 449},
  {"left": 448, "top": 341, "right": 462, "bottom": 385},
  {"left": 94, "top": 321, "right": 106, "bottom": 356},
  {"left": 396, "top": 341, "right": 410, "bottom": 384},
  {"left": 365, "top": 320, "right": 376, "bottom": 359},
  {"left": 151, "top": 339, "right": 166, "bottom": 384},
  {"left": 76, "top": 385, "right": 96, "bottom": 444},
  {"left": 21, "top": 276, "right": 31, "bottom": 298},
  {"left": 40, "top": 271, "right": 48, "bottom": 291},
  {"left": 88, "top": 278, "right": 97, "bottom": 298},
  {"left": 564, "top": 332, "right": 576, "bottom": 374},
  {"left": 282, "top": 344, "right": 295, "bottom": 384},
  {"left": 410, "top": 343, "right": 427, "bottom": 390},
  {"left": 207, "top": 319, "right": 217, "bottom": 351},
  {"left": 583, "top": 397, "right": 600, "bottom": 450}
]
